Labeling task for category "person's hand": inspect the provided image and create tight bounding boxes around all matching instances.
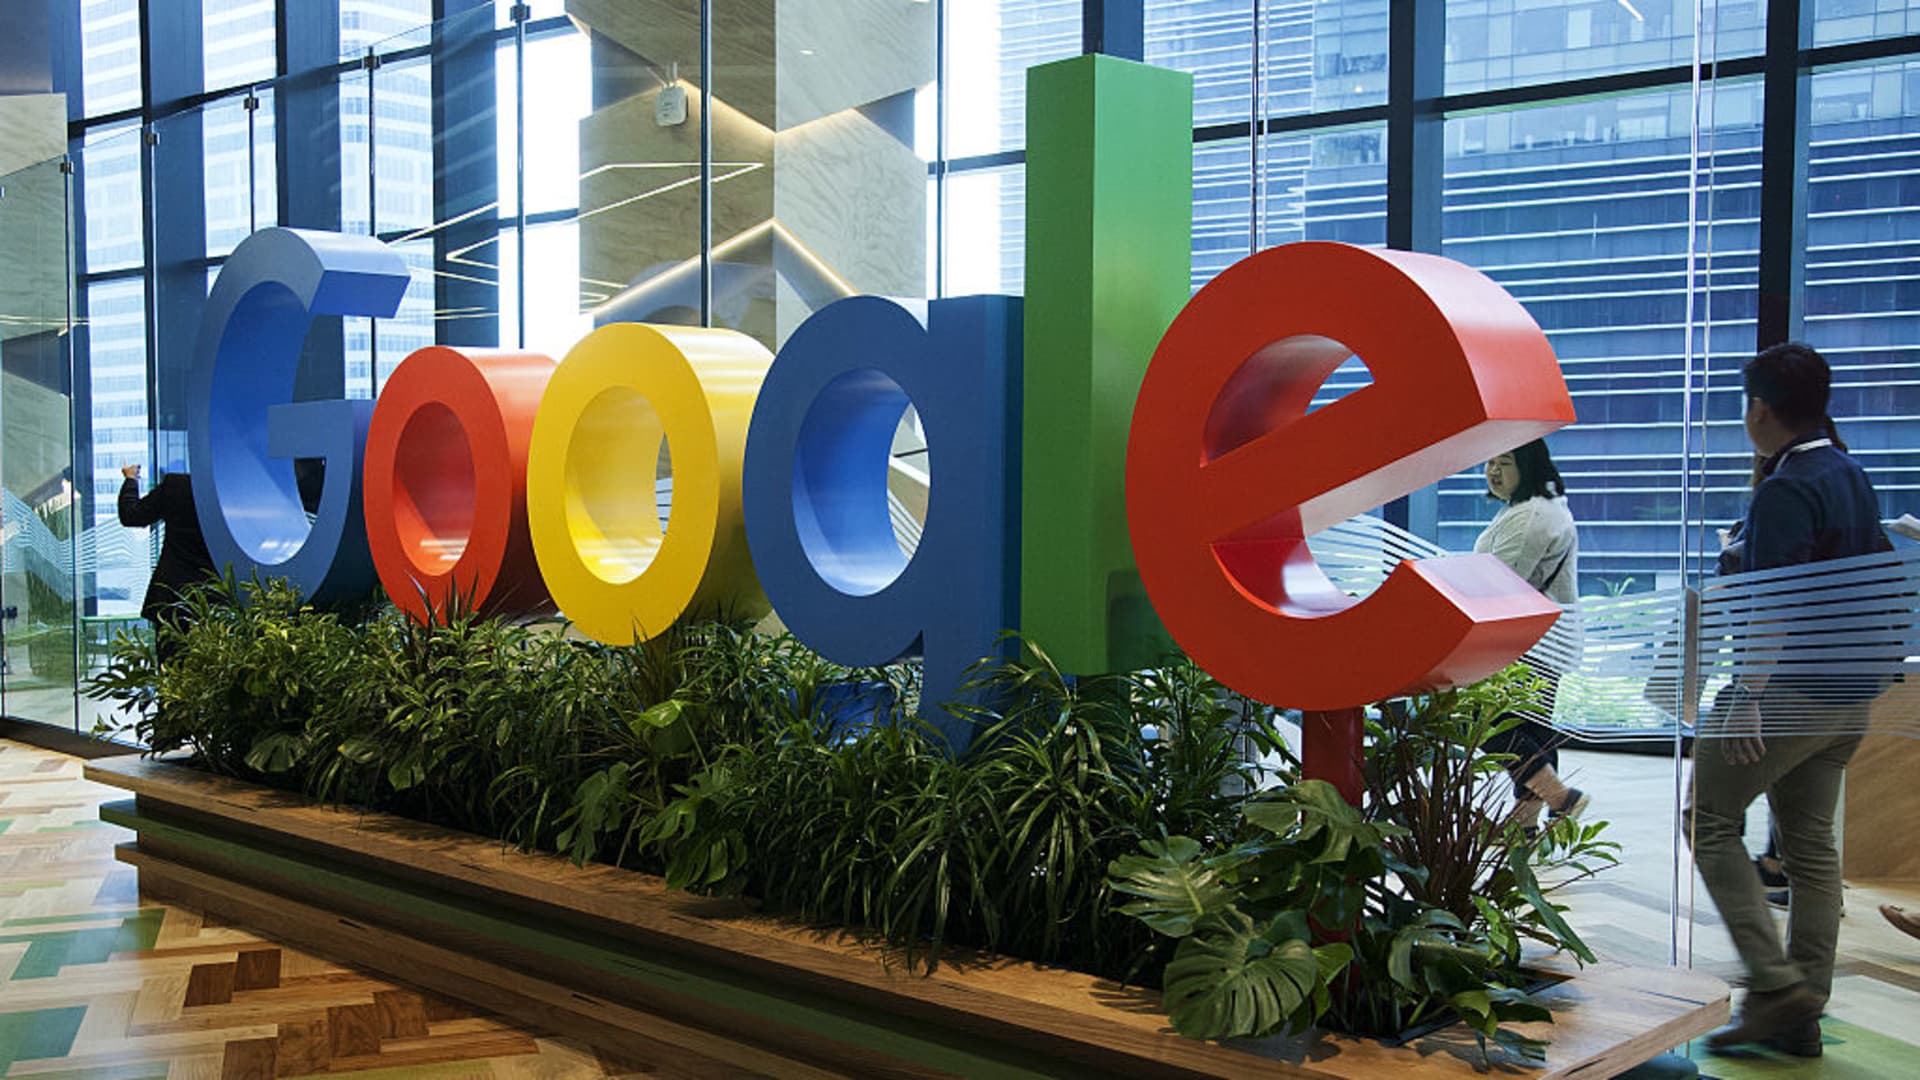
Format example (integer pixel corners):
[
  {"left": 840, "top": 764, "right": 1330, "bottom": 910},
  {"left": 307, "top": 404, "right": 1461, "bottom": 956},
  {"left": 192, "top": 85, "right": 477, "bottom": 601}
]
[
  {"left": 1721, "top": 692, "right": 1765, "bottom": 766},
  {"left": 121, "top": 464, "right": 141, "bottom": 480}
]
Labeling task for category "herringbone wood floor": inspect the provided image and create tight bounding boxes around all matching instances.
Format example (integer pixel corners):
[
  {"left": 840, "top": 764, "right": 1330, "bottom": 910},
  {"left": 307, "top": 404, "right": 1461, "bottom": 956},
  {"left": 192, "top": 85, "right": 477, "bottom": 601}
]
[{"left": 0, "top": 739, "right": 649, "bottom": 1079}]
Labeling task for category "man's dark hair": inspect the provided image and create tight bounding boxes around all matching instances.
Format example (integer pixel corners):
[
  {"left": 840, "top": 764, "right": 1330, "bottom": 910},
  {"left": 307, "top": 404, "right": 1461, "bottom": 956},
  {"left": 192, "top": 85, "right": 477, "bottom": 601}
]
[
  {"left": 1744, "top": 342, "right": 1831, "bottom": 429},
  {"left": 1491, "top": 438, "right": 1567, "bottom": 503}
]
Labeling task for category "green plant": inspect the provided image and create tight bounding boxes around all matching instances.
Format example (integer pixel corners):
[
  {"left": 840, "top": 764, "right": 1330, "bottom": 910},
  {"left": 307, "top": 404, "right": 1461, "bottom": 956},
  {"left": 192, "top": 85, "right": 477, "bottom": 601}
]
[
  {"left": 1109, "top": 668, "right": 1618, "bottom": 1060},
  {"left": 86, "top": 577, "right": 1615, "bottom": 1063},
  {"left": 638, "top": 642, "right": 1279, "bottom": 981},
  {"left": 88, "top": 574, "right": 359, "bottom": 774}
]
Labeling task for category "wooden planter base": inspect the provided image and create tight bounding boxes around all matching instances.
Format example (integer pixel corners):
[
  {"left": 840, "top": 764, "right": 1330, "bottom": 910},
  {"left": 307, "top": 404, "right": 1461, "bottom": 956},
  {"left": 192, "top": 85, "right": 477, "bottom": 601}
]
[{"left": 85, "top": 755, "right": 1728, "bottom": 1079}]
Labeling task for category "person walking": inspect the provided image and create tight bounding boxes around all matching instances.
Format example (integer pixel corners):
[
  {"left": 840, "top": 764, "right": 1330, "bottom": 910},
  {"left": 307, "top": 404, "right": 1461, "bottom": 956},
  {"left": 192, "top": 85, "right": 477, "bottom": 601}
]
[
  {"left": 1690, "top": 343, "right": 1888, "bottom": 1059},
  {"left": 118, "top": 464, "right": 217, "bottom": 652},
  {"left": 1476, "top": 438, "right": 1587, "bottom": 829}
]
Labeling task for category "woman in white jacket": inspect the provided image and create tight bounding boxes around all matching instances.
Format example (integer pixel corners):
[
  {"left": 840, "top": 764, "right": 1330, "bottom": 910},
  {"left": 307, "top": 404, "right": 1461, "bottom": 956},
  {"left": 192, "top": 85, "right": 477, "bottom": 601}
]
[{"left": 1477, "top": 438, "right": 1587, "bottom": 829}]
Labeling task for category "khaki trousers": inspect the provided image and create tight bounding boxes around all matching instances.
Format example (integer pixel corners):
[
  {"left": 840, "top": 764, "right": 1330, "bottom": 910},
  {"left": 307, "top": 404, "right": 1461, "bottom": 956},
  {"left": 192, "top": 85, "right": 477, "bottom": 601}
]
[{"left": 1685, "top": 689, "right": 1866, "bottom": 1005}]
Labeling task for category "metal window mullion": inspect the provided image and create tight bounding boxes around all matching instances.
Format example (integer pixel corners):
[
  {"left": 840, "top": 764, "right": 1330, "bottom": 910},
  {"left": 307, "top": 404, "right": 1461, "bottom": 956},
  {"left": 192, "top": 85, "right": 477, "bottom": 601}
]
[
  {"left": 366, "top": 49, "right": 379, "bottom": 393},
  {"left": 1386, "top": 0, "right": 1442, "bottom": 256},
  {"left": 514, "top": 3, "right": 529, "bottom": 349},
  {"left": 935, "top": 0, "right": 947, "bottom": 299},
  {"left": 1250, "top": 0, "right": 1263, "bottom": 253},
  {"left": 62, "top": 154, "right": 82, "bottom": 723},
  {"left": 1757, "top": 0, "right": 1815, "bottom": 349},
  {"left": 699, "top": 0, "right": 712, "bottom": 327}
]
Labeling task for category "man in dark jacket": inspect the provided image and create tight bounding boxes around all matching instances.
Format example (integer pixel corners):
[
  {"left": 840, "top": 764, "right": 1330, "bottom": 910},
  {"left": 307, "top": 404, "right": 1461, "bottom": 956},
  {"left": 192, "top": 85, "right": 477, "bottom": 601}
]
[
  {"left": 117, "top": 464, "right": 217, "bottom": 633},
  {"left": 1690, "top": 343, "right": 1886, "bottom": 1058}
]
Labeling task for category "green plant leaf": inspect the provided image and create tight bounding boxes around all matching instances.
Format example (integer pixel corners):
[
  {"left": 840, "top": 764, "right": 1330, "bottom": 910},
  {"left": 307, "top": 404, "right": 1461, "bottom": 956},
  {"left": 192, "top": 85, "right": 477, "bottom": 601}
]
[
  {"left": 1507, "top": 846, "right": 1596, "bottom": 963},
  {"left": 1108, "top": 836, "right": 1235, "bottom": 938},
  {"left": 1161, "top": 909, "right": 1327, "bottom": 1040},
  {"left": 633, "top": 697, "right": 685, "bottom": 731},
  {"left": 244, "top": 731, "right": 307, "bottom": 774},
  {"left": 1313, "top": 941, "right": 1354, "bottom": 982}
]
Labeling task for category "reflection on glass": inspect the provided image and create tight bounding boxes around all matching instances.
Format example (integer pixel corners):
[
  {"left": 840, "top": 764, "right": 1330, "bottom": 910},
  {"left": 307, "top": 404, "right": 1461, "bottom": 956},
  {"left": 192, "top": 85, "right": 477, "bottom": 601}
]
[
  {"left": 947, "top": 0, "right": 1079, "bottom": 158},
  {"left": 946, "top": 165, "right": 1024, "bottom": 295},
  {"left": 1193, "top": 138, "right": 1253, "bottom": 287},
  {"left": 571, "top": 2, "right": 705, "bottom": 340},
  {"left": 1148, "top": 1, "right": 1390, "bottom": 126},
  {"left": 498, "top": 225, "right": 593, "bottom": 362},
  {"left": 203, "top": 0, "right": 276, "bottom": 92},
  {"left": 253, "top": 88, "right": 280, "bottom": 237},
  {"left": 374, "top": 57, "right": 436, "bottom": 236},
  {"left": 1815, "top": 0, "right": 1920, "bottom": 46},
  {"left": 340, "top": 2, "right": 435, "bottom": 238},
  {"left": 81, "top": 279, "right": 152, "bottom": 620},
  {"left": 204, "top": 97, "right": 254, "bottom": 257},
  {"left": 341, "top": 0, "right": 434, "bottom": 56},
  {"left": 80, "top": 0, "right": 142, "bottom": 117},
  {"left": 1265, "top": 125, "right": 1387, "bottom": 247},
  {"left": 1444, "top": 0, "right": 1763, "bottom": 95},
  {"left": 766, "top": 1, "right": 934, "bottom": 345},
  {"left": 1148, "top": 0, "right": 1255, "bottom": 127},
  {"left": 82, "top": 125, "right": 143, "bottom": 272},
  {"left": 1443, "top": 83, "right": 1762, "bottom": 594},
  {"left": 1805, "top": 60, "right": 1920, "bottom": 528},
  {"left": 499, "top": 31, "right": 590, "bottom": 217},
  {"left": 0, "top": 159, "right": 78, "bottom": 728},
  {"left": 362, "top": 242, "right": 435, "bottom": 397}
]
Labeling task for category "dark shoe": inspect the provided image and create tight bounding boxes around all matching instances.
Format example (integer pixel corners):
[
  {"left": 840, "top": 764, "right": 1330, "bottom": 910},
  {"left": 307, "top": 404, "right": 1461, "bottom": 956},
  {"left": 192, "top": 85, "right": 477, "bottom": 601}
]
[
  {"left": 1550, "top": 787, "right": 1589, "bottom": 820},
  {"left": 1762, "top": 1018, "right": 1823, "bottom": 1058},
  {"left": 1753, "top": 854, "right": 1789, "bottom": 889},
  {"left": 1706, "top": 984, "right": 1822, "bottom": 1051},
  {"left": 1767, "top": 888, "right": 1789, "bottom": 909}
]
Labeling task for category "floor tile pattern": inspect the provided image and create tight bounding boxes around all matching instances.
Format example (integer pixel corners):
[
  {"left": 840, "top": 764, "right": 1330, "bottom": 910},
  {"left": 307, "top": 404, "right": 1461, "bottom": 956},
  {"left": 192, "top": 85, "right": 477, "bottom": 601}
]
[
  {"left": 0, "top": 741, "right": 643, "bottom": 1078},
  {"left": 1552, "top": 749, "right": 1920, "bottom": 1078}
]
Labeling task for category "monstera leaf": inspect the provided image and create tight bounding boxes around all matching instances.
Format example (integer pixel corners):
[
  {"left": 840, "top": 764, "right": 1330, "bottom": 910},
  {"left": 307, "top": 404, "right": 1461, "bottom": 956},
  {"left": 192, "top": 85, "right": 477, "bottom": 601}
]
[
  {"left": 1243, "top": 779, "right": 1406, "bottom": 864},
  {"left": 1108, "top": 835, "right": 1236, "bottom": 938},
  {"left": 1160, "top": 909, "right": 1351, "bottom": 1040}
]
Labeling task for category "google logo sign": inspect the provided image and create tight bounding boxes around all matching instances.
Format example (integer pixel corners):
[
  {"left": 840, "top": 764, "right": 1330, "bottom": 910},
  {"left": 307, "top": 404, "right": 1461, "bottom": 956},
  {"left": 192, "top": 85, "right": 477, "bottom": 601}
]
[{"left": 186, "top": 57, "right": 1576, "bottom": 748}]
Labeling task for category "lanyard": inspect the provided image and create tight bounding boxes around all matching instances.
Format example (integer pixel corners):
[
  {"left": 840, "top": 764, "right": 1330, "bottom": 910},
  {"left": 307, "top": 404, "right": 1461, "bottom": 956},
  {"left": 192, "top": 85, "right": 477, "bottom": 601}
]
[{"left": 1764, "top": 437, "right": 1832, "bottom": 478}]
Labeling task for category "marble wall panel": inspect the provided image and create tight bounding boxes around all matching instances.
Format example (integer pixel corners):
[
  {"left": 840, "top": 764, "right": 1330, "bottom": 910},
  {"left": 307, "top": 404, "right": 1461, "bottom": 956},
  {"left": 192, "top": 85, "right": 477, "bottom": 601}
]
[
  {"left": 775, "top": 0, "right": 934, "bottom": 131},
  {"left": 772, "top": 106, "right": 925, "bottom": 342},
  {"left": 0, "top": 167, "right": 68, "bottom": 346},
  {"left": 0, "top": 94, "right": 66, "bottom": 175}
]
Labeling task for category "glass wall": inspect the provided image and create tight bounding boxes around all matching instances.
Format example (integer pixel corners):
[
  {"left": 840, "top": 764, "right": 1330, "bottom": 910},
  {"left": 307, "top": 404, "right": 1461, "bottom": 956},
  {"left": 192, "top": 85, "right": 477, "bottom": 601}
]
[{"left": 0, "top": 157, "right": 78, "bottom": 730}]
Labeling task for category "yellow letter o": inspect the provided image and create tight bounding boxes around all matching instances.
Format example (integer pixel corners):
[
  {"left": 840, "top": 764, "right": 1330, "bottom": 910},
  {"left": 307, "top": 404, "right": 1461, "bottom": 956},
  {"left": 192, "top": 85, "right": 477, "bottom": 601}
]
[{"left": 526, "top": 322, "right": 770, "bottom": 643}]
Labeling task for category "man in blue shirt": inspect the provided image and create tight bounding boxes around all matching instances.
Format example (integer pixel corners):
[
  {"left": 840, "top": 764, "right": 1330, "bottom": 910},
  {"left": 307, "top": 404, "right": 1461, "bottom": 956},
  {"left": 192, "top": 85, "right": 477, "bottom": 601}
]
[{"left": 1690, "top": 342, "right": 1886, "bottom": 1058}]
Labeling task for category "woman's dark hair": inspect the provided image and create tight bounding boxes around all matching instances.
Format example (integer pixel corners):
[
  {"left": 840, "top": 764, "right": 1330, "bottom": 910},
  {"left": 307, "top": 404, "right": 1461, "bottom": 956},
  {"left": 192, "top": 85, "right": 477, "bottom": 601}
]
[
  {"left": 1744, "top": 342, "right": 1830, "bottom": 429},
  {"left": 1489, "top": 438, "right": 1567, "bottom": 503}
]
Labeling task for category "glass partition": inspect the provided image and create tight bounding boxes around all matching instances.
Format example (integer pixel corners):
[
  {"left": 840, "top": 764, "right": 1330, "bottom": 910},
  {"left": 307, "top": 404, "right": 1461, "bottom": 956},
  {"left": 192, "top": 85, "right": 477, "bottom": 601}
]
[
  {"left": 0, "top": 156, "right": 78, "bottom": 730},
  {"left": 501, "top": 10, "right": 589, "bottom": 356},
  {"left": 568, "top": 1, "right": 707, "bottom": 339},
  {"left": 71, "top": 123, "right": 150, "bottom": 731},
  {"left": 1444, "top": 1, "right": 1765, "bottom": 96}
]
